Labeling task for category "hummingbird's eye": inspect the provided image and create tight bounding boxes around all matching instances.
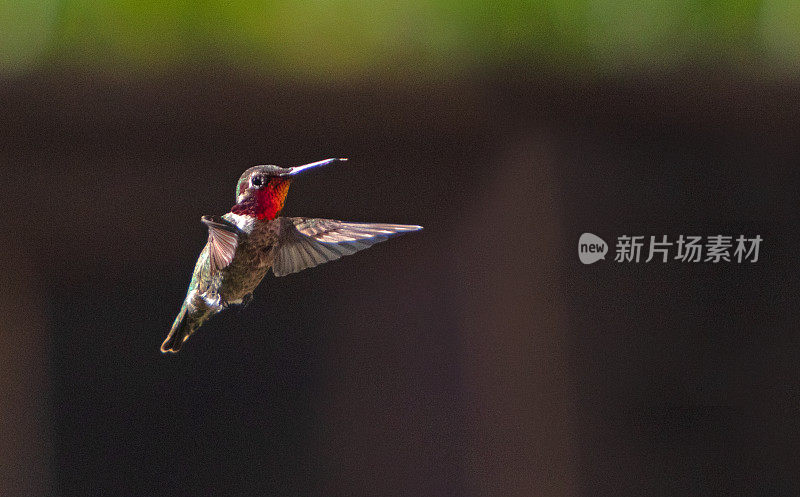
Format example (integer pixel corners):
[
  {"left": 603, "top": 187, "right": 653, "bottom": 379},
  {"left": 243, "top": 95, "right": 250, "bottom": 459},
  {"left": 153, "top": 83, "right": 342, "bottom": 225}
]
[{"left": 251, "top": 175, "right": 264, "bottom": 187}]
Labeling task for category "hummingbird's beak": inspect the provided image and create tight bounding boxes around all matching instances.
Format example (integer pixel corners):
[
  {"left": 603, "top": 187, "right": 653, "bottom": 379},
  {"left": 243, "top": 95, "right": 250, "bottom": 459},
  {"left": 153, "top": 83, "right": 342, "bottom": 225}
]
[{"left": 284, "top": 157, "right": 347, "bottom": 176}]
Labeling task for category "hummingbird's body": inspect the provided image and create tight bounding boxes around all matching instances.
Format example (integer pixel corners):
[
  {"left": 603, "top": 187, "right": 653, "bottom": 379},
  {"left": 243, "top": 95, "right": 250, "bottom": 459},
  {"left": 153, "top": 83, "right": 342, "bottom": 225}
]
[{"left": 161, "top": 159, "right": 421, "bottom": 353}]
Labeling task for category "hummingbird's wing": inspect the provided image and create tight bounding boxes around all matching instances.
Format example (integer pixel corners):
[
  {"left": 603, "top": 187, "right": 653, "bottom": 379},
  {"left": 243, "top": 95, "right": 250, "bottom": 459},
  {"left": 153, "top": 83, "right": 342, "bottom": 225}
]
[
  {"left": 272, "top": 217, "right": 422, "bottom": 277},
  {"left": 201, "top": 215, "right": 240, "bottom": 272}
]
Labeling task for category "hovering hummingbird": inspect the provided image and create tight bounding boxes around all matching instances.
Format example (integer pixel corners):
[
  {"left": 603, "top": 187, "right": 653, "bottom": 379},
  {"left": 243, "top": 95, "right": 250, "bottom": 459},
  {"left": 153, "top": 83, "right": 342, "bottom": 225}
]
[{"left": 161, "top": 158, "right": 421, "bottom": 353}]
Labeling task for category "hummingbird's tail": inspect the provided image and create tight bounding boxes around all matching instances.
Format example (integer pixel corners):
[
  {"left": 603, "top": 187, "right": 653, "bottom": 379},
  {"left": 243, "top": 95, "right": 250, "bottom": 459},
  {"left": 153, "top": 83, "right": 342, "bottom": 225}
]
[{"left": 160, "top": 306, "right": 198, "bottom": 353}]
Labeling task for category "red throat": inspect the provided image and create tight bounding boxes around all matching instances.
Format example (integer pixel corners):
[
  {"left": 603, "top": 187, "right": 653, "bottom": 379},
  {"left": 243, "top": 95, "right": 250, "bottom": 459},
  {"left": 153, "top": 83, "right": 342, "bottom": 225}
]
[{"left": 230, "top": 177, "right": 291, "bottom": 220}]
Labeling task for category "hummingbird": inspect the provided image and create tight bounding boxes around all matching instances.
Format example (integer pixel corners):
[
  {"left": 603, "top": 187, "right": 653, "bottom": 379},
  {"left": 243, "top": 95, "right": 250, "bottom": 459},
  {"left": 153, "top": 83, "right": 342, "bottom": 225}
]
[{"left": 161, "top": 158, "right": 422, "bottom": 353}]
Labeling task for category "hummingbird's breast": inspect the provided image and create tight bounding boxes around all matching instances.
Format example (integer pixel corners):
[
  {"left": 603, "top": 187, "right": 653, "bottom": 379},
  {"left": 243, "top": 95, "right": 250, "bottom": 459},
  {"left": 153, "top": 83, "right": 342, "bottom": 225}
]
[{"left": 216, "top": 214, "right": 281, "bottom": 302}]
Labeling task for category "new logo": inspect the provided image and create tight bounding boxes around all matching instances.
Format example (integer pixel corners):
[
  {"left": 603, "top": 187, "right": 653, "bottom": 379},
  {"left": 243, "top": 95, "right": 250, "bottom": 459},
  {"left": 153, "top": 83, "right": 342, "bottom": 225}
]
[{"left": 579, "top": 233, "right": 608, "bottom": 264}]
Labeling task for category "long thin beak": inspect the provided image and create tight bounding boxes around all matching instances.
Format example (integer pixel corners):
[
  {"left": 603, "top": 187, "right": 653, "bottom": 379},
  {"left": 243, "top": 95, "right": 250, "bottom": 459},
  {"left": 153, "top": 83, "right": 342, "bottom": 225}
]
[{"left": 285, "top": 157, "right": 347, "bottom": 176}]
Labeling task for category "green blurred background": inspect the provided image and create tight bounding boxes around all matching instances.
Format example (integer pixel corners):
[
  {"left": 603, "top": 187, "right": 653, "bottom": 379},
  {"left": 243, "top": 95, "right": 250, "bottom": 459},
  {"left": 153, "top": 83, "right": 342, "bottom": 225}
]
[{"left": 3, "top": 0, "right": 800, "bottom": 78}]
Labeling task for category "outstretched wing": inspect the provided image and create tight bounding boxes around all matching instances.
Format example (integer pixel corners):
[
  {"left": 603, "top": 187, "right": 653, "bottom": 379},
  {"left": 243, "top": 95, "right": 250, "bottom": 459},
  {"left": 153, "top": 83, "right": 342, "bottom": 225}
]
[
  {"left": 201, "top": 215, "right": 240, "bottom": 272},
  {"left": 272, "top": 217, "right": 422, "bottom": 277}
]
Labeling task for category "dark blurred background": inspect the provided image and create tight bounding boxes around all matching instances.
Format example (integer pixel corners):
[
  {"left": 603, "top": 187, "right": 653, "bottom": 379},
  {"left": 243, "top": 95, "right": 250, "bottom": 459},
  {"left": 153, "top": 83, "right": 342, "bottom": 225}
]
[{"left": 1, "top": 2, "right": 799, "bottom": 496}]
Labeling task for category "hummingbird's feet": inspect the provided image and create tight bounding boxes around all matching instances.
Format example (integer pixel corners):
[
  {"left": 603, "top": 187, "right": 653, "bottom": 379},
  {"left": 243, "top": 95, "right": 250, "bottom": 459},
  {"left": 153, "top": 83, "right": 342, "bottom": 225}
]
[
  {"left": 200, "top": 292, "right": 225, "bottom": 312},
  {"left": 219, "top": 293, "right": 253, "bottom": 309}
]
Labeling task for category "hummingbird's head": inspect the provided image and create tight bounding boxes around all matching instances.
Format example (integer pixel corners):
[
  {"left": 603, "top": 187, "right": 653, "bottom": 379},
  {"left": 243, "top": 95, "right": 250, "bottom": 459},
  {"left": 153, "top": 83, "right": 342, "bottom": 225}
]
[{"left": 230, "top": 158, "right": 346, "bottom": 220}]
